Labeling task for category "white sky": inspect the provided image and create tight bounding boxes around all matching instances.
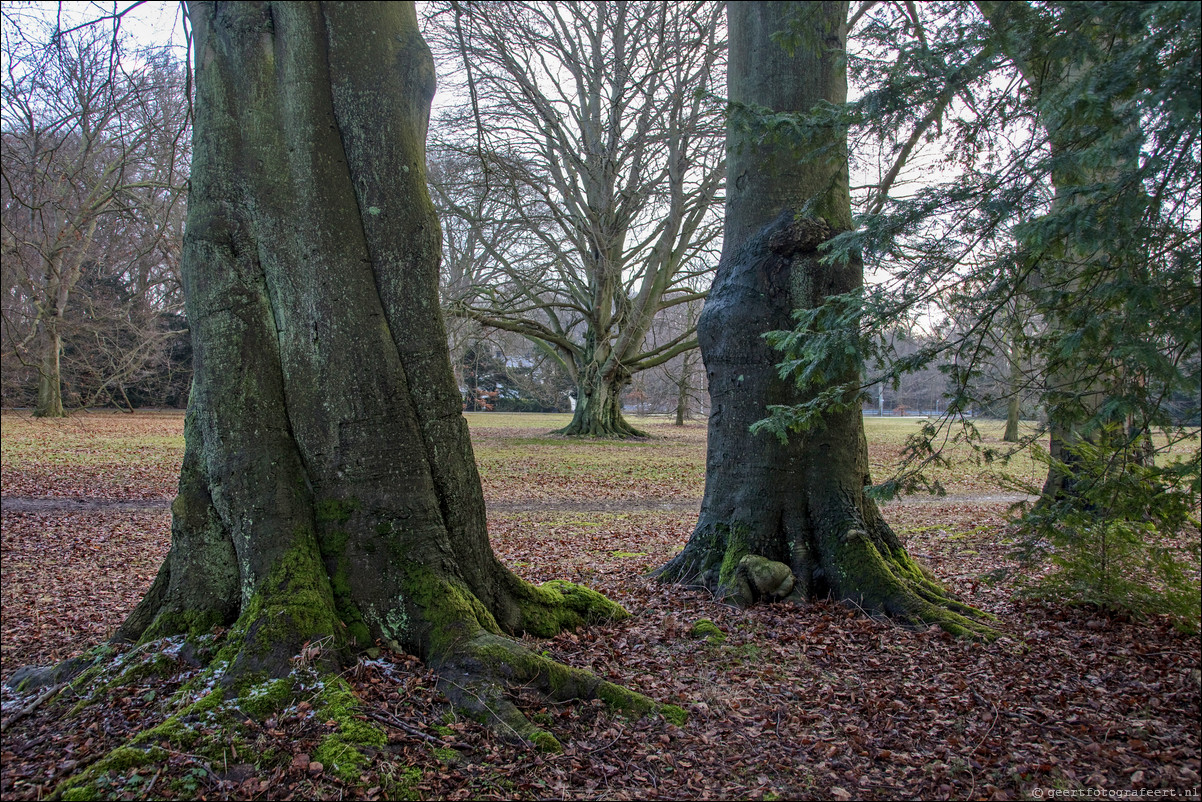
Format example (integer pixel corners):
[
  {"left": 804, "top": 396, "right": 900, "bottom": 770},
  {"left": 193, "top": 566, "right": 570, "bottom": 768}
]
[{"left": 0, "top": 1, "right": 188, "bottom": 63}]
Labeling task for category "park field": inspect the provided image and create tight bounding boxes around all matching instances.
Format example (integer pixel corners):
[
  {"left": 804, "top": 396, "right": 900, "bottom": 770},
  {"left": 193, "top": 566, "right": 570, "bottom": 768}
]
[
  {"left": 0, "top": 410, "right": 1049, "bottom": 504},
  {"left": 1, "top": 409, "right": 1198, "bottom": 800}
]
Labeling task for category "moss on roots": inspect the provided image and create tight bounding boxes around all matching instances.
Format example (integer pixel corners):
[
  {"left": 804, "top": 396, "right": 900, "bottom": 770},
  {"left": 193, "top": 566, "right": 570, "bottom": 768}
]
[{"left": 828, "top": 527, "right": 999, "bottom": 639}]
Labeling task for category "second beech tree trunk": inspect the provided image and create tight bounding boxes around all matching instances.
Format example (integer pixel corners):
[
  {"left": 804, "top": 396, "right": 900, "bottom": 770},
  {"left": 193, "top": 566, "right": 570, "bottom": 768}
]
[
  {"left": 658, "top": 1, "right": 990, "bottom": 635},
  {"left": 558, "top": 362, "right": 646, "bottom": 438}
]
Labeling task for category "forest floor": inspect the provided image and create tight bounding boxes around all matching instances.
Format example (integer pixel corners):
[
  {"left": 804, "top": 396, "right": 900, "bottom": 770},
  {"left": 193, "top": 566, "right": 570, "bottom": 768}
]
[{"left": 1, "top": 410, "right": 1198, "bottom": 801}]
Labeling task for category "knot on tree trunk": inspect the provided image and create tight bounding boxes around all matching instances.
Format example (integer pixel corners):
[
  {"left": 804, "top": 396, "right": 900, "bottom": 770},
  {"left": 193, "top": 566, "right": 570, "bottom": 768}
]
[
  {"left": 730, "top": 554, "right": 796, "bottom": 606},
  {"left": 767, "top": 216, "right": 834, "bottom": 257}
]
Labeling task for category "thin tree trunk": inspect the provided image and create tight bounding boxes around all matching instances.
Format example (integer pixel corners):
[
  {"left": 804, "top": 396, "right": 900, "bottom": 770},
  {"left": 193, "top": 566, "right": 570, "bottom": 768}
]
[
  {"left": 33, "top": 317, "right": 65, "bottom": 418},
  {"left": 674, "top": 350, "right": 696, "bottom": 426}
]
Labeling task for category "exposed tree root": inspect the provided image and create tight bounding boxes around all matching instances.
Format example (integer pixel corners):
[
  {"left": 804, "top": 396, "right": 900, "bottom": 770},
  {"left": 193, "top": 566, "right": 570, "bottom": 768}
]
[
  {"left": 554, "top": 386, "right": 650, "bottom": 439},
  {"left": 10, "top": 616, "right": 682, "bottom": 799},
  {"left": 8, "top": 575, "right": 681, "bottom": 798},
  {"left": 0, "top": 681, "right": 65, "bottom": 733},
  {"left": 554, "top": 417, "right": 650, "bottom": 439},
  {"left": 659, "top": 519, "right": 1000, "bottom": 640},
  {"left": 436, "top": 632, "right": 683, "bottom": 752},
  {"left": 833, "top": 535, "right": 1000, "bottom": 640}
]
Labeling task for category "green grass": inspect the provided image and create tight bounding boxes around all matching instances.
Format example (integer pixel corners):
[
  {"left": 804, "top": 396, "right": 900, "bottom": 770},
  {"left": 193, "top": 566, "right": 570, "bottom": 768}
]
[
  {"left": 4, "top": 409, "right": 1195, "bottom": 502},
  {"left": 1, "top": 410, "right": 185, "bottom": 468},
  {"left": 462, "top": 412, "right": 575, "bottom": 431}
]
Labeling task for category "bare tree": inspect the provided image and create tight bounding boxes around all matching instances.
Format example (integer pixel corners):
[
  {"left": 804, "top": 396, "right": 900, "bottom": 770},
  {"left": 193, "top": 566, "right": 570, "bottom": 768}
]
[
  {"left": 426, "top": 0, "right": 725, "bottom": 436},
  {"left": 1, "top": 13, "right": 189, "bottom": 415}
]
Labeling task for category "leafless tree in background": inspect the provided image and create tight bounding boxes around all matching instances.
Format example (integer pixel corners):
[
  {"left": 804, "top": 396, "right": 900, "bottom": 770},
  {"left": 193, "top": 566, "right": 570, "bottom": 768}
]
[
  {"left": 1, "top": 9, "right": 190, "bottom": 415},
  {"left": 425, "top": 0, "right": 725, "bottom": 436}
]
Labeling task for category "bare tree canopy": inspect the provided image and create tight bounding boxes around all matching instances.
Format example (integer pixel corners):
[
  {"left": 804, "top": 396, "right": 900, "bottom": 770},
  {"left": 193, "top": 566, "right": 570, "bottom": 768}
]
[
  {"left": 426, "top": 0, "right": 725, "bottom": 436},
  {"left": 1, "top": 8, "right": 190, "bottom": 415}
]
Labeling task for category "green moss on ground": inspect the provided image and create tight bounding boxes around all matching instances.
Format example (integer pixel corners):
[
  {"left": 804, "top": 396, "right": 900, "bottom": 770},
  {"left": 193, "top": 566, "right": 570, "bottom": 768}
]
[
  {"left": 310, "top": 676, "right": 387, "bottom": 783},
  {"left": 235, "top": 676, "right": 296, "bottom": 719},
  {"left": 660, "top": 704, "right": 689, "bottom": 726},
  {"left": 380, "top": 765, "right": 422, "bottom": 800},
  {"left": 53, "top": 635, "right": 396, "bottom": 797},
  {"left": 431, "top": 746, "right": 460, "bottom": 764},
  {"left": 58, "top": 745, "right": 167, "bottom": 800},
  {"left": 688, "top": 619, "right": 726, "bottom": 641},
  {"left": 529, "top": 730, "right": 563, "bottom": 753}
]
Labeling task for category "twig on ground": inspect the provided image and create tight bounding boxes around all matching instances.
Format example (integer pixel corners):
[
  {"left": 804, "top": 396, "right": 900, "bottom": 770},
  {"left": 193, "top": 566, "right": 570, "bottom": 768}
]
[
  {"left": 363, "top": 709, "right": 469, "bottom": 750},
  {"left": 0, "top": 682, "right": 66, "bottom": 733}
]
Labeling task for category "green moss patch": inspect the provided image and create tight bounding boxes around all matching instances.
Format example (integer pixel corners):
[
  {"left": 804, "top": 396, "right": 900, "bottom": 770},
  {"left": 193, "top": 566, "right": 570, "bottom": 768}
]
[
  {"left": 688, "top": 618, "right": 726, "bottom": 641},
  {"left": 517, "top": 579, "right": 629, "bottom": 638},
  {"left": 57, "top": 745, "right": 167, "bottom": 800},
  {"left": 309, "top": 676, "right": 387, "bottom": 783},
  {"left": 660, "top": 704, "right": 688, "bottom": 726}
]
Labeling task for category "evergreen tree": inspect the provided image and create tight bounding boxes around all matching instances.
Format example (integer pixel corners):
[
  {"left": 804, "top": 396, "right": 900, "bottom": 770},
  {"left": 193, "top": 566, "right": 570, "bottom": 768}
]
[{"left": 762, "top": 1, "right": 1199, "bottom": 617}]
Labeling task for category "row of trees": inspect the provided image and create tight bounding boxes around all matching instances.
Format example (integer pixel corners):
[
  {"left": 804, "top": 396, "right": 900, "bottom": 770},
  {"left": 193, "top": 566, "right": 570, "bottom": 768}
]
[
  {"left": 1, "top": 11, "right": 191, "bottom": 415},
  {"left": 3, "top": 1, "right": 1045, "bottom": 428}
]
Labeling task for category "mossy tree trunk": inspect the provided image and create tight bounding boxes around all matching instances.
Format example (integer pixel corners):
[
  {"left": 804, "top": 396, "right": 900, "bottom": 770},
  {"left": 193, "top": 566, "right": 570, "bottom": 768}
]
[
  {"left": 558, "top": 360, "right": 647, "bottom": 438},
  {"left": 657, "top": 1, "right": 992, "bottom": 636},
  {"left": 107, "top": 0, "right": 652, "bottom": 737}
]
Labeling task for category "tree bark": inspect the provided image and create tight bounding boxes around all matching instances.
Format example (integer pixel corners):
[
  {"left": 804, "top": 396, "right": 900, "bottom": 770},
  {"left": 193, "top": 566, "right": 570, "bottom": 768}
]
[
  {"left": 557, "top": 361, "right": 647, "bottom": 438},
  {"left": 657, "top": 1, "right": 991, "bottom": 635},
  {"left": 106, "top": 1, "right": 652, "bottom": 738},
  {"left": 33, "top": 316, "right": 65, "bottom": 418},
  {"left": 1003, "top": 392, "right": 1021, "bottom": 443}
]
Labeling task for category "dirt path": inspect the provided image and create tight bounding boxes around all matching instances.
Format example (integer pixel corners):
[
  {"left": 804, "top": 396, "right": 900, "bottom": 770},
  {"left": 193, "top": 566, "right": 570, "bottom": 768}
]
[
  {"left": 0, "top": 492, "right": 1035, "bottom": 515},
  {"left": 1, "top": 497, "right": 172, "bottom": 513}
]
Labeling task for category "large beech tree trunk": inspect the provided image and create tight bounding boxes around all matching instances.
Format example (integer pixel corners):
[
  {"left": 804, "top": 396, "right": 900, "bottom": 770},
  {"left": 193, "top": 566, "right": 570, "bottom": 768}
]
[
  {"left": 658, "top": 2, "right": 990, "bottom": 635},
  {"left": 110, "top": 2, "right": 646, "bottom": 734}
]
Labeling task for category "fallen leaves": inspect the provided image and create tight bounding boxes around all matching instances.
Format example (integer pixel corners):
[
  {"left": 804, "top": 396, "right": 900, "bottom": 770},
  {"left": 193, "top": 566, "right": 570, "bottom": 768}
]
[
  {"left": 1, "top": 410, "right": 1199, "bottom": 800},
  {"left": 1, "top": 510, "right": 169, "bottom": 674}
]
